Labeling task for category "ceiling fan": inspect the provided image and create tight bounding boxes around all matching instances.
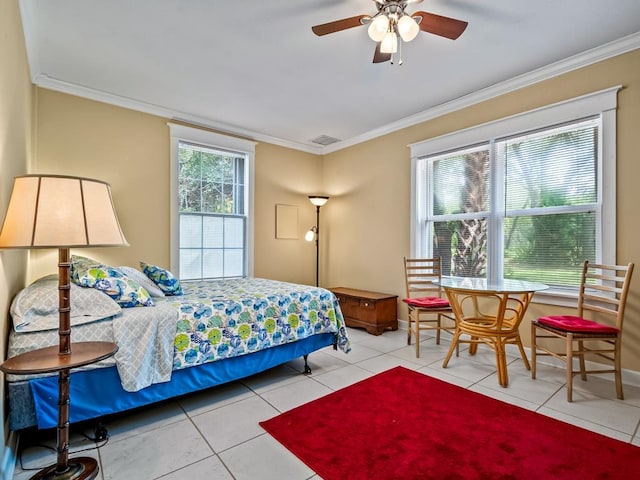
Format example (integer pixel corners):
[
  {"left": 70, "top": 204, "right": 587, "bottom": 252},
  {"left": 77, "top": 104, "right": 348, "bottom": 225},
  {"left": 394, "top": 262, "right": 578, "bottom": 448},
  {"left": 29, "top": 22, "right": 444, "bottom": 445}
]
[{"left": 311, "top": 0, "right": 468, "bottom": 64}]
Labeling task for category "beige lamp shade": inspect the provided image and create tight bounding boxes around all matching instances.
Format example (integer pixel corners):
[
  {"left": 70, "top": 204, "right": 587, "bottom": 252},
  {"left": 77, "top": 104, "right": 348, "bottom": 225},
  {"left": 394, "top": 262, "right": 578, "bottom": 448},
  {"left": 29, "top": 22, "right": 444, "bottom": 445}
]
[{"left": 0, "top": 174, "right": 128, "bottom": 248}]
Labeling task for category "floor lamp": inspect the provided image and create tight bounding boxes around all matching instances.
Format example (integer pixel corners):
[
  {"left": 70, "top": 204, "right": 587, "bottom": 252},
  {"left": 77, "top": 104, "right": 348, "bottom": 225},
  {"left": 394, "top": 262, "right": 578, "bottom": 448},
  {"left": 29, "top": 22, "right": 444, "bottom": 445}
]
[
  {"left": 0, "top": 175, "right": 128, "bottom": 480},
  {"left": 305, "top": 195, "right": 329, "bottom": 287}
]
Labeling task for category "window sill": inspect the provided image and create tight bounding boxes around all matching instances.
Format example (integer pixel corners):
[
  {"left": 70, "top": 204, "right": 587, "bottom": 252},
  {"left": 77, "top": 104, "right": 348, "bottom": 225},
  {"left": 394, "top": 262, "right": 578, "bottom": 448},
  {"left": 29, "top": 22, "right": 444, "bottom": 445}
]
[{"left": 531, "top": 287, "right": 578, "bottom": 307}]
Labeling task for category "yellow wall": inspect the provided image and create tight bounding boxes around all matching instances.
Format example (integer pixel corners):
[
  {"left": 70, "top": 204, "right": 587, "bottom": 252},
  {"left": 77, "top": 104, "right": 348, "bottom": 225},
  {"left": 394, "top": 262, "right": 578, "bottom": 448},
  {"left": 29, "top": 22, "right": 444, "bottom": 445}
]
[
  {"left": 323, "top": 49, "right": 640, "bottom": 371},
  {"left": 253, "top": 142, "right": 323, "bottom": 285},
  {"left": 30, "top": 90, "right": 171, "bottom": 278},
  {"left": 30, "top": 89, "right": 324, "bottom": 287},
  {"left": 0, "top": 0, "right": 32, "bottom": 458}
]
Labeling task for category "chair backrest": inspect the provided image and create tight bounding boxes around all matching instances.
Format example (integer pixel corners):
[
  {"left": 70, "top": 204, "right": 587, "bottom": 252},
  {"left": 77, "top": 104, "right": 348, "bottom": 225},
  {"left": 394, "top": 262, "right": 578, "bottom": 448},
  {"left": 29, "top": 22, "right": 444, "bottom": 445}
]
[
  {"left": 578, "top": 261, "right": 634, "bottom": 330},
  {"left": 404, "top": 257, "right": 444, "bottom": 299}
]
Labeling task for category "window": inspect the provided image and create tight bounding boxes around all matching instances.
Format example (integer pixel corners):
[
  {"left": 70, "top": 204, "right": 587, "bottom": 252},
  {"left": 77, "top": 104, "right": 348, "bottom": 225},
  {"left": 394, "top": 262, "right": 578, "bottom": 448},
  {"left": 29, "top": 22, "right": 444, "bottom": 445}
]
[
  {"left": 169, "top": 124, "right": 255, "bottom": 280},
  {"left": 410, "top": 87, "right": 619, "bottom": 298}
]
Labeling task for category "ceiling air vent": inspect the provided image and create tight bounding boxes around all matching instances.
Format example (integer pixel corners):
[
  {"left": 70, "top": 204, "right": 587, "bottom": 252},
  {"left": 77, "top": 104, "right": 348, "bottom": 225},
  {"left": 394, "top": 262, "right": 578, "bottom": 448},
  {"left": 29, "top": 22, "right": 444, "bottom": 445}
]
[{"left": 311, "top": 135, "right": 341, "bottom": 146}]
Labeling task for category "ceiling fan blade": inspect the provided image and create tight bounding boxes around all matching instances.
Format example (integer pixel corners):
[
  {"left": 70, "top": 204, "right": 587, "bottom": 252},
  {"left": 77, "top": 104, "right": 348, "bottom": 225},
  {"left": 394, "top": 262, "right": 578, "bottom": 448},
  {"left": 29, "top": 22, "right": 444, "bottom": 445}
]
[
  {"left": 413, "top": 11, "right": 468, "bottom": 40},
  {"left": 373, "top": 43, "right": 391, "bottom": 63},
  {"left": 312, "top": 15, "right": 370, "bottom": 36}
]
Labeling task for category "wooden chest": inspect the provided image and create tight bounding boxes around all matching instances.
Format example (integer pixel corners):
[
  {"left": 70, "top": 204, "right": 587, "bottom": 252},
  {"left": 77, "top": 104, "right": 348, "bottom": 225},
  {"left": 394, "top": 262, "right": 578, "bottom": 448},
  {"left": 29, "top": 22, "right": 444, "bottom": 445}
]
[{"left": 330, "top": 287, "right": 398, "bottom": 335}]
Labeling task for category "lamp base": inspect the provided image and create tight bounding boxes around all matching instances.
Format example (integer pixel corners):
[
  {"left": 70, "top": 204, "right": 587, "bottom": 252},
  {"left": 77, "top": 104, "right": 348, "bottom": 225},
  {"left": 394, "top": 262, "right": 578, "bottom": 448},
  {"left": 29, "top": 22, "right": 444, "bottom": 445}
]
[{"left": 30, "top": 457, "right": 98, "bottom": 480}]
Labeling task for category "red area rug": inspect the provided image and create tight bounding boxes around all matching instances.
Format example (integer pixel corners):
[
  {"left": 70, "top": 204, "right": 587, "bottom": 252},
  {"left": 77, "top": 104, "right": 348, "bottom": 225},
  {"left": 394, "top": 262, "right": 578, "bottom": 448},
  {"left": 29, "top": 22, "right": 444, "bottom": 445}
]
[{"left": 260, "top": 366, "right": 640, "bottom": 479}]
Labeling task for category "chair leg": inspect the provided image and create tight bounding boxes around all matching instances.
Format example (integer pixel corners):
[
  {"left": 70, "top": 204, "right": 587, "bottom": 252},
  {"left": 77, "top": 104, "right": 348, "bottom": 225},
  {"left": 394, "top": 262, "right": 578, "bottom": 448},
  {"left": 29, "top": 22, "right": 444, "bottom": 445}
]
[
  {"left": 515, "top": 336, "right": 531, "bottom": 370},
  {"left": 614, "top": 338, "right": 624, "bottom": 400},
  {"left": 495, "top": 341, "right": 508, "bottom": 387},
  {"left": 442, "top": 330, "right": 461, "bottom": 368},
  {"left": 435, "top": 314, "right": 441, "bottom": 345},
  {"left": 531, "top": 323, "right": 537, "bottom": 380},
  {"left": 469, "top": 336, "right": 478, "bottom": 355},
  {"left": 407, "top": 311, "right": 413, "bottom": 346},
  {"left": 578, "top": 340, "right": 587, "bottom": 381},
  {"left": 413, "top": 312, "right": 421, "bottom": 358},
  {"left": 566, "top": 333, "right": 574, "bottom": 402}
]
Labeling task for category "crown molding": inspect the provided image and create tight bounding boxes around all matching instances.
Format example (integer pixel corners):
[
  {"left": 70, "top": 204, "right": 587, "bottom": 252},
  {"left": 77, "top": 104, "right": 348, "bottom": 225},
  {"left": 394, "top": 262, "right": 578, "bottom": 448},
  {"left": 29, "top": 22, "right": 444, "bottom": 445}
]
[
  {"left": 31, "top": 73, "right": 324, "bottom": 155},
  {"left": 321, "top": 32, "right": 640, "bottom": 154}
]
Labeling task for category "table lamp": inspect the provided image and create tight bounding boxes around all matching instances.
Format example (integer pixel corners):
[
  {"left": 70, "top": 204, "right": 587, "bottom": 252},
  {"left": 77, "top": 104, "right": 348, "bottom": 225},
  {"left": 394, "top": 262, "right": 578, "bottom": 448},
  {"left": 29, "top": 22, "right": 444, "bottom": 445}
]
[{"left": 0, "top": 174, "right": 128, "bottom": 480}]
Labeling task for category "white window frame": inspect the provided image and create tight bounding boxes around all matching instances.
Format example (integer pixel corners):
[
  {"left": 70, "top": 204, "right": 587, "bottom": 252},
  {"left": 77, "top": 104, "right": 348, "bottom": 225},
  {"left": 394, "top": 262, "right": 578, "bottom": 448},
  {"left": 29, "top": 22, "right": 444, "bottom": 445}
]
[
  {"left": 168, "top": 123, "right": 256, "bottom": 278},
  {"left": 409, "top": 86, "right": 620, "bottom": 304}
]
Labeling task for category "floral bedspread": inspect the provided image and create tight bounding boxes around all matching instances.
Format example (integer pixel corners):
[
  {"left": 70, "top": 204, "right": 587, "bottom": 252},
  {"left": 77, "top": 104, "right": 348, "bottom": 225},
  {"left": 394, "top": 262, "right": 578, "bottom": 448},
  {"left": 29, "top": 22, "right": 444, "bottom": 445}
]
[{"left": 158, "top": 278, "right": 351, "bottom": 370}]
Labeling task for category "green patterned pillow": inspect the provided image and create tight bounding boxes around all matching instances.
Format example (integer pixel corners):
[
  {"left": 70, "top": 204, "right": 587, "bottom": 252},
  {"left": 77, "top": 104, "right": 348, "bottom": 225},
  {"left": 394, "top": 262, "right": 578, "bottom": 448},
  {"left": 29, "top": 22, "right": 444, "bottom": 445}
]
[
  {"left": 140, "top": 261, "right": 183, "bottom": 295},
  {"left": 71, "top": 255, "right": 153, "bottom": 307}
]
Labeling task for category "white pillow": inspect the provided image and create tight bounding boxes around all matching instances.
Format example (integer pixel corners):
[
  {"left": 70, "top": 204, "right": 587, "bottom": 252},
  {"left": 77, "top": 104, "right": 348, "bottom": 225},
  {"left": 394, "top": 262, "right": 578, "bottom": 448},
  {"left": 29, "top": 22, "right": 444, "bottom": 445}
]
[
  {"left": 11, "top": 274, "right": 122, "bottom": 332},
  {"left": 117, "top": 266, "right": 166, "bottom": 298}
]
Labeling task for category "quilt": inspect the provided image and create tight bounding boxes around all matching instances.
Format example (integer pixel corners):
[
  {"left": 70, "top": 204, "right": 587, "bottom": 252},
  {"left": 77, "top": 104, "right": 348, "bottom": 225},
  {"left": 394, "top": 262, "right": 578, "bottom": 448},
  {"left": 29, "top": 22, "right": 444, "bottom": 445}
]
[
  {"left": 161, "top": 278, "right": 350, "bottom": 370},
  {"left": 7, "top": 277, "right": 350, "bottom": 393}
]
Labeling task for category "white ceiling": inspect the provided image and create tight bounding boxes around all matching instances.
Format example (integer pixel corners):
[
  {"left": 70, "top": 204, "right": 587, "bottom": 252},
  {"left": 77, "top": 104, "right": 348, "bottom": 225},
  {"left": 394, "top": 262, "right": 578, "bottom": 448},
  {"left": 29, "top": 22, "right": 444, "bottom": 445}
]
[{"left": 19, "top": 0, "right": 640, "bottom": 154}]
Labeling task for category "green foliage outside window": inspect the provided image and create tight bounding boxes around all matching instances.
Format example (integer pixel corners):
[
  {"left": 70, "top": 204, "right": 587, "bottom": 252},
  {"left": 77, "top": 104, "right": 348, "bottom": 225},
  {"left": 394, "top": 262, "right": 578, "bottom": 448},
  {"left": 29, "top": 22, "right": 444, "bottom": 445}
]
[
  {"left": 429, "top": 120, "right": 597, "bottom": 287},
  {"left": 178, "top": 145, "right": 244, "bottom": 215}
]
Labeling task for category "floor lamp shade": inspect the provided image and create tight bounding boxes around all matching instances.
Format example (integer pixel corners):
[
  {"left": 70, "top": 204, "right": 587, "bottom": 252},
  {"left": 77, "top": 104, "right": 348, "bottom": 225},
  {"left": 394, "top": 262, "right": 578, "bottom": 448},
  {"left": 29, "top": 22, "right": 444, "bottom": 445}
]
[{"left": 0, "top": 174, "right": 128, "bottom": 248}]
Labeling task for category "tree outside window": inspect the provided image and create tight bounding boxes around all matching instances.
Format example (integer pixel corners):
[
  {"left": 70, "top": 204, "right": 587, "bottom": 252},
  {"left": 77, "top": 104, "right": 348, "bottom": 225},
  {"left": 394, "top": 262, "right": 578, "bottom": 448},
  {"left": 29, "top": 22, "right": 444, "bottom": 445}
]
[{"left": 424, "top": 118, "right": 598, "bottom": 288}]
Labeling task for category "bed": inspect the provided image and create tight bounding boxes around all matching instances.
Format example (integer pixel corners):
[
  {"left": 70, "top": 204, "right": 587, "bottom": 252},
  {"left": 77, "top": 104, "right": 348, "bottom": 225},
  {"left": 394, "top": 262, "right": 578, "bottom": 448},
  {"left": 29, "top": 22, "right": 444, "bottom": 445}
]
[{"left": 5, "top": 271, "right": 350, "bottom": 431}]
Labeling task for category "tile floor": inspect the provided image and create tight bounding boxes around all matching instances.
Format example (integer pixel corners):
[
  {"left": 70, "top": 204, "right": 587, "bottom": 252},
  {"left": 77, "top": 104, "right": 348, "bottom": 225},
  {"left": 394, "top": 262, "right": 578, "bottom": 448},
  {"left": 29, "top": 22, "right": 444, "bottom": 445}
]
[{"left": 13, "top": 327, "right": 640, "bottom": 479}]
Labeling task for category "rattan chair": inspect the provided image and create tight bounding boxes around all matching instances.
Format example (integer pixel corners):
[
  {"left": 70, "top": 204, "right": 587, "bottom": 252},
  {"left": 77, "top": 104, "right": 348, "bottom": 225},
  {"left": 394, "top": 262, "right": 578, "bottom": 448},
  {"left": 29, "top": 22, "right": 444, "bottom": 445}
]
[
  {"left": 442, "top": 288, "right": 531, "bottom": 387},
  {"left": 403, "top": 257, "right": 455, "bottom": 357},
  {"left": 531, "top": 261, "right": 634, "bottom": 402}
]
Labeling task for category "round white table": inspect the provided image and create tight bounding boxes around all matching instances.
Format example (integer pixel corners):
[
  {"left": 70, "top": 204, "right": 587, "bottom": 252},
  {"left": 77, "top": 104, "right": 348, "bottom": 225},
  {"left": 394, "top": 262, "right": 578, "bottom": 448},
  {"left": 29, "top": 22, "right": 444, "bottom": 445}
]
[
  {"left": 435, "top": 277, "right": 548, "bottom": 386},
  {"left": 436, "top": 277, "right": 549, "bottom": 293}
]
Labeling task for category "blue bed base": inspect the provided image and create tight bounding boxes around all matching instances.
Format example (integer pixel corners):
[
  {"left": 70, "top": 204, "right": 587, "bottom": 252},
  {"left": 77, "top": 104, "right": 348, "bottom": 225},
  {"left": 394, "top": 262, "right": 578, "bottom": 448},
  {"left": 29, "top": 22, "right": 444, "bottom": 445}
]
[{"left": 24, "top": 333, "right": 336, "bottom": 430}]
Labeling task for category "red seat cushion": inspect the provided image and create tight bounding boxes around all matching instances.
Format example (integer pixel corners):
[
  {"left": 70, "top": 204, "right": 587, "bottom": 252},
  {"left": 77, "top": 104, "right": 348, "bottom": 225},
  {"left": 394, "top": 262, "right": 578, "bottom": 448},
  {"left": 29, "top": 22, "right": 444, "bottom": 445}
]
[
  {"left": 403, "top": 297, "right": 450, "bottom": 308},
  {"left": 537, "top": 315, "right": 619, "bottom": 334}
]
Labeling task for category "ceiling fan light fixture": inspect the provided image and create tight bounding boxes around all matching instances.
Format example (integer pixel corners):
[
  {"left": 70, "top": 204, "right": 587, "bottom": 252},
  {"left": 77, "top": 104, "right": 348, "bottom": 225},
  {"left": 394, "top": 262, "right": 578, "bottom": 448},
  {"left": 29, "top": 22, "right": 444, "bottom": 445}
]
[
  {"left": 310, "top": 0, "right": 466, "bottom": 65},
  {"left": 397, "top": 14, "right": 419, "bottom": 42},
  {"left": 367, "top": 14, "right": 389, "bottom": 42},
  {"left": 380, "top": 31, "right": 398, "bottom": 54}
]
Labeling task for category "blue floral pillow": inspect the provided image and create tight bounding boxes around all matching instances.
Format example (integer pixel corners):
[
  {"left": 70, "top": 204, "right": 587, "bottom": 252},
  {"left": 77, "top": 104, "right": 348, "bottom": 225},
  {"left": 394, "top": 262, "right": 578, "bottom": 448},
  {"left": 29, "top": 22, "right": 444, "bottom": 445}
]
[
  {"left": 71, "top": 255, "right": 154, "bottom": 307},
  {"left": 140, "top": 261, "right": 183, "bottom": 295}
]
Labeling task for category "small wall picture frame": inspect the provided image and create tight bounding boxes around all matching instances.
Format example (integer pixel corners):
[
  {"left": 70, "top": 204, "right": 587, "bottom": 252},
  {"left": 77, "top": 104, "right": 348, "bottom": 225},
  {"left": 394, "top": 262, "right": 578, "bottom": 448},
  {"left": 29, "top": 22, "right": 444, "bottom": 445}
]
[{"left": 275, "top": 204, "right": 299, "bottom": 239}]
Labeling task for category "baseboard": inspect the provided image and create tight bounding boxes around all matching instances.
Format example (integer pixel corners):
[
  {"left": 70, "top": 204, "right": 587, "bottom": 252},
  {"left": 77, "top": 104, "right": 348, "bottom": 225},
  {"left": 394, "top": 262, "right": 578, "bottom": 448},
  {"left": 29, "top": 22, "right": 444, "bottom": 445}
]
[{"left": 0, "top": 425, "right": 18, "bottom": 480}]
